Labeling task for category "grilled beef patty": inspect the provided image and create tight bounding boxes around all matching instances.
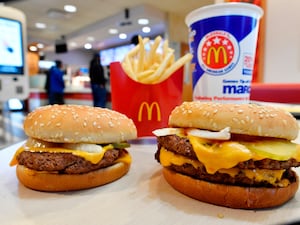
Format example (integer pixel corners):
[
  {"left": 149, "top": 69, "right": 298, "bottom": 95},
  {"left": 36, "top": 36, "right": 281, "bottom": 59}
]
[
  {"left": 17, "top": 149, "right": 125, "bottom": 174},
  {"left": 155, "top": 135, "right": 300, "bottom": 187}
]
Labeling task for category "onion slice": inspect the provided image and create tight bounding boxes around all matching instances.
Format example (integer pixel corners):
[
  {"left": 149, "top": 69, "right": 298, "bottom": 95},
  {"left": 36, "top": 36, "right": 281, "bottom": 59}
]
[
  {"left": 187, "top": 127, "right": 231, "bottom": 140},
  {"left": 152, "top": 127, "right": 231, "bottom": 140},
  {"left": 152, "top": 128, "right": 184, "bottom": 136},
  {"left": 63, "top": 143, "right": 103, "bottom": 153}
]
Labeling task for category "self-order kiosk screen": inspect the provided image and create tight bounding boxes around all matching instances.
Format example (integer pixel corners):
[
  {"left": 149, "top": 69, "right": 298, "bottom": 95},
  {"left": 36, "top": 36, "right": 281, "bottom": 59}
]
[{"left": 0, "top": 17, "right": 24, "bottom": 75}]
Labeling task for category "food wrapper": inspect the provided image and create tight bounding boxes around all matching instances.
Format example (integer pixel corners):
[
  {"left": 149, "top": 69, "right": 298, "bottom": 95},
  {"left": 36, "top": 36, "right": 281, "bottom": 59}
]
[{"left": 110, "top": 61, "right": 183, "bottom": 137}]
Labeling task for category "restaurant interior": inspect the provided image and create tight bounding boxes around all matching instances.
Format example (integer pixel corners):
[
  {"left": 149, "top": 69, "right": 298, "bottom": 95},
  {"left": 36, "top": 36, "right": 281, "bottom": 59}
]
[
  {"left": 1, "top": 0, "right": 300, "bottom": 145},
  {"left": 1, "top": 0, "right": 300, "bottom": 224}
]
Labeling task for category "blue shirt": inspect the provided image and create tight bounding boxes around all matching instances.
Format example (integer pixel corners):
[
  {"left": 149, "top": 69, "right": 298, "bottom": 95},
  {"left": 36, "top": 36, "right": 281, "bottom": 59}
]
[{"left": 49, "top": 66, "right": 65, "bottom": 94}]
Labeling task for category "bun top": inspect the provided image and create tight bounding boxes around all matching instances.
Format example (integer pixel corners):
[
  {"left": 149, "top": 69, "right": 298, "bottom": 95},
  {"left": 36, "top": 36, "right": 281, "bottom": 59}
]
[
  {"left": 169, "top": 102, "right": 299, "bottom": 140},
  {"left": 24, "top": 105, "right": 137, "bottom": 143}
]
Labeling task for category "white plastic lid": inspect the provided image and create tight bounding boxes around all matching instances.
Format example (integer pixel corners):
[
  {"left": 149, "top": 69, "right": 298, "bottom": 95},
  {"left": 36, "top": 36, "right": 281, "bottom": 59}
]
[{"left": 185, "top": 2, "right": 264, "bottom": 26}]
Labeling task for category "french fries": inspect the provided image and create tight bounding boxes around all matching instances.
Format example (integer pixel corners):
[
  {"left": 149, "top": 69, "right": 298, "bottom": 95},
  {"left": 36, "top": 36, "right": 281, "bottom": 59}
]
[{"left": 121, "top": 36, "right": 192, "bottom": 84}]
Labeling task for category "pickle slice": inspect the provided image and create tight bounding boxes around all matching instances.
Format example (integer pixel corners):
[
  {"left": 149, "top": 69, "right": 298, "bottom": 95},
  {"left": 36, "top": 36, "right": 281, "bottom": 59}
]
[
  {"left": 243, "top": 140, "right": 298, "bottom": 161},
  {"left": 112, "top": 142, "right": 130, "bottom": 149}
]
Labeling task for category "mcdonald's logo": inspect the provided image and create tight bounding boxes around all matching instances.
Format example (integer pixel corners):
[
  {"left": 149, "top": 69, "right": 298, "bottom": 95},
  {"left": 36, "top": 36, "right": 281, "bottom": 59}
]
[
  {"left": 138, "top": 101, "right": 161, "bottom": 122},
  {"left": 206, "top": 46, "right": 228, "bottom": 66}
]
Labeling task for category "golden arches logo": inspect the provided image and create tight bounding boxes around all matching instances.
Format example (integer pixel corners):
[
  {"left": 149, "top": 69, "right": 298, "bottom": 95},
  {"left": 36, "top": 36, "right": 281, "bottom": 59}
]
[
  {"left": 138, "top": 102, "right": 161, "bottom": 122},
  {"left": 206, "top": 46, "right": 228, "bottom": 65}
]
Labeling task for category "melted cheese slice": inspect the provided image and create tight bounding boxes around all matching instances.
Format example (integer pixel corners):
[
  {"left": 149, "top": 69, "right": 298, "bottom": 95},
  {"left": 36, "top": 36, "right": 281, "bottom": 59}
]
[
  {"left": 10, "top": 142, "right": 130, "bottom": 166},
  {"left": 188, "top": 135, "right": 253, "bottom": 174},
  {"left": 159, "top": 147, "right": 290, "bottom": 187},
  {"left": 188, "top": 135, "right": 300, "bottom": 174}
]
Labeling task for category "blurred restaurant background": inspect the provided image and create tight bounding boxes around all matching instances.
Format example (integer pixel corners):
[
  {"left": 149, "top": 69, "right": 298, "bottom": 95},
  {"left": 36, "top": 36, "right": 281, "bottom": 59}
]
[{"left": 0, "top": 0, "right": 300, "bottom": 147}]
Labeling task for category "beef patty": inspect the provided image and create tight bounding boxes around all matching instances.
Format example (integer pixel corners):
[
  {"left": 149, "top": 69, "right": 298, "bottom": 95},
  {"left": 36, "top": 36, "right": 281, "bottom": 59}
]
[
  {"left": 155, "top": 135, "right": 300, "bottom": 187},
  {"left": 17, "top": 149, "right": 125, "bottom": 174}
]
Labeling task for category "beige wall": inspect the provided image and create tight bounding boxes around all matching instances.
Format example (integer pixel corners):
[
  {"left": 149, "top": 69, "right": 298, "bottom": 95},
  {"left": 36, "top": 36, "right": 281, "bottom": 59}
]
[
  {"left": 167, "top": 13, "right": 189, "bottom": 44},
  {"left": 263, "top": 0, "right": 300, "bottom": 83}
]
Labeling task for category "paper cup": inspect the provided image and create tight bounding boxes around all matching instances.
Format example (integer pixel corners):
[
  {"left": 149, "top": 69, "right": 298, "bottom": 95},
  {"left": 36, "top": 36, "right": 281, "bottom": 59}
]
[
  {"left": 185, "top": 3, "right": 263, "bottom": 103},
  {"left": 110, "top": 62, "right": 183, "bottom": 137}
]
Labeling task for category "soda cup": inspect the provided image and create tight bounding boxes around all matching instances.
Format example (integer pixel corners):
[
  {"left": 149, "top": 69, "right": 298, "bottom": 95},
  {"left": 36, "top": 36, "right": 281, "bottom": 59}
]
[{"left": 185, "top": 3, "right": 263, "bottom": 103}]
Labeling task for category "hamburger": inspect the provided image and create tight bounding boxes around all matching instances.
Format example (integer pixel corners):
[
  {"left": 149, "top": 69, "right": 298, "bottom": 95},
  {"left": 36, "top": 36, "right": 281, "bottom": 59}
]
[
  {"left": 10, "top": 104, "right": 137, "bottom": 192},
  {"left": 153, "top": 101, "right": 300, "bottom": 209}
]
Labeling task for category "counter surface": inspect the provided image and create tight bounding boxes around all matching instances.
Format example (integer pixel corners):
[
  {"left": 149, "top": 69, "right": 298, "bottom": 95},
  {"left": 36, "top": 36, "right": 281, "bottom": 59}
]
[{"left": 1, "top": 140, "right": 300, "bottom": 225}]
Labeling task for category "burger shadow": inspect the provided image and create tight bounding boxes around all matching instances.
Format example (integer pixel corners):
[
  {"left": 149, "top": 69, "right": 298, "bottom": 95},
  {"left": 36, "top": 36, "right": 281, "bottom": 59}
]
[
  {"left": 147, "top": 169, "right": 299, "bottom": 224},
  {"left": 13, "top": 173, "right": 135, "bottom": 220}
]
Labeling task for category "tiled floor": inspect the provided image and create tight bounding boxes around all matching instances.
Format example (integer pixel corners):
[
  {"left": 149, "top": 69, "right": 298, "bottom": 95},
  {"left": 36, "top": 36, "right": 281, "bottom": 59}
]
[{"left": 0, "top": 110, "right": 27, "bottom": 149}]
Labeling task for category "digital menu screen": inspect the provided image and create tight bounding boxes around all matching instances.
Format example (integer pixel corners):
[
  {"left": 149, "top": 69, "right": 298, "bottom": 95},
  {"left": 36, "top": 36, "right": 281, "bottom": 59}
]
[
  {"left": 0, "top": 17, "right": 24, "bottom": 75},
  {"left": 100, "top": 44, "right": 134, "bottom": 66}
]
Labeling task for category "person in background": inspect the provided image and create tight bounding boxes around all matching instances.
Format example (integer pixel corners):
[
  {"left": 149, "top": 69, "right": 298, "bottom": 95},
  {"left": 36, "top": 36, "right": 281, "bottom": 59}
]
[
  {"left": 48, "top": 60, "right": 65, "bottom": 105},
  {"left": 89, "top": 53, "right": 107, "bottom": 108}
]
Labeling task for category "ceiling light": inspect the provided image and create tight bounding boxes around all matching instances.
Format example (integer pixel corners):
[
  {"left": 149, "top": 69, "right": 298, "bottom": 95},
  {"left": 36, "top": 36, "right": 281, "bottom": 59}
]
[
  {"left": 29, "top": 45, "right": 38, "bottom": 52},
  {"left": 138, "top": 18, "right": 149, "bottom": 25},
  {"left": 69, "top": 42, "right": 78, "bottom": 47},
  {"left": 37, "top": 43, "right": 44, "bottom": 49},
  {"left": 109, "top": 28, "right": 118, "bottom": 34},
  {"left": 84, "top": 43, "right": 92, "bottom": 49},
  {"left": 64, "top": 5, "right": 77, "bottom": 13},
  {"left": 142, "top": 26, "right": 151, "bottom": 33},
  {"left": 35, "top": 22, "right": 46, "bottom": 29},
  {"left": 119, "top": 33, "right": 127, "bottom": 39},
  {"left": 87, "top": 36, "right": 95, "bottom": 41}
]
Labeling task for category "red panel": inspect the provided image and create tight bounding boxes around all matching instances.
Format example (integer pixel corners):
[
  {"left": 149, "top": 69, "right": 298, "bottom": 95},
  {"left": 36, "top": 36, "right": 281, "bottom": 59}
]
[{"left": 250, "top": 83, "right": 300, "bottom": 103}]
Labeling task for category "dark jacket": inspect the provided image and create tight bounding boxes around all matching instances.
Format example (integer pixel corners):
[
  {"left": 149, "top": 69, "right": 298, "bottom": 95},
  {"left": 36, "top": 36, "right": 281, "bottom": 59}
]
[{"left": 89, "top": 56, "right": 106, "bottom": 86}]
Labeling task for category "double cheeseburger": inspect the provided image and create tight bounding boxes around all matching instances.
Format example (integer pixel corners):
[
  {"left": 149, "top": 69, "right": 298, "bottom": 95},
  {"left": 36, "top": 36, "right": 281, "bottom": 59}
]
[
  {"left": 153, "top": 101, "right": 300, "bottom": 209},
  {"left": 10, "top": 104, "right": 137, "bottom": 192}
]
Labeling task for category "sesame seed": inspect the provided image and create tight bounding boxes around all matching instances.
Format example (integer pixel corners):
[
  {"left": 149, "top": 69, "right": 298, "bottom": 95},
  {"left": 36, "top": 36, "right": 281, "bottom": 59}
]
[
  {"left": 232, "top": 117, "right": 239, "bottom": 123},
  {"left": 108, "top": 121, "right": 114, "bottom": 127},
  {"left": 257, "top": 126, "right": 262, "bottom": 135}
]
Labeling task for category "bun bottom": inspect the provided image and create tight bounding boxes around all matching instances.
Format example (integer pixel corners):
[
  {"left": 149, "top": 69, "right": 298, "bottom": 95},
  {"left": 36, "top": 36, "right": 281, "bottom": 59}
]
[
  {"left": 16, "top": 162, "right": 130, "bottom": 192},
  {"left": 163, "top": 168, "right": 299, "bottom": 209}
]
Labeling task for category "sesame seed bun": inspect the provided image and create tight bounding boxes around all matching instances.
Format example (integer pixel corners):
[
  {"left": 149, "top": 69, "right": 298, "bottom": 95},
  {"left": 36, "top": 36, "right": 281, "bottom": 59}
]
[
  {"left": 14, "top": 104, "right": 137, "bottom": 192},
  {"left": 169, "top": 101, "right": 299, "bottom": 140},
  {"left": 16, "top": 161, "right": 130, "bottom": 192},
  {"left": 157, "top": 102, "right": 300, "bottom": 209},
  {"left": 163, "top": 168, "right": 299, "bottom": 209},
  {"left": 24, "top": 104, "right": 137, "bottom": 143}
]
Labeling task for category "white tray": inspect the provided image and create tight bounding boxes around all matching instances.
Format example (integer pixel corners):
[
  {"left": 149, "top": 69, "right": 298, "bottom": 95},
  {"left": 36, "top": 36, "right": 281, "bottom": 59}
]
[{"left": 1, "top": 140, "right": 300, "bottom": 225}]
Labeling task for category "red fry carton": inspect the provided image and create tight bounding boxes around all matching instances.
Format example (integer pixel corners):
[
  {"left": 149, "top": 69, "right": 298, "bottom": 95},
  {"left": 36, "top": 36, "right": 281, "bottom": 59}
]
[{"left": 110, "top": 62, "right": 183, "bottom": 137}]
